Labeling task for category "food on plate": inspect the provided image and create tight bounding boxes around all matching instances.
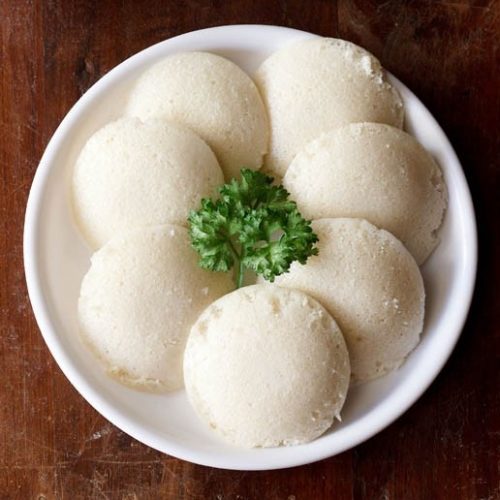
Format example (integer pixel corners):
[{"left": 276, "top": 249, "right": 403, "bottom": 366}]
[
  {"left": 183, "top": 284, "right": 350, "bottom": 447},
  {"left": 255, "top": 37, "right": 404, "bottom": 177},
  {"left": 188, "top": 168, "right": 318, "bottom": 288},
  {"left": 126, "top": 51, "right": 269, "bottom": 180},
  {"left": 72, "top": 117, "right": 223, "bottom": 249},
  {"left": 270, "top": 218, "right": 425, "bottom": 383},
  {"left": 77, "top": 224, "right": 234, "bottom": 392},
  {"left": 67, "top": 31, "right": 450, "bottom": 451},
  {"left": 283, "top": 123, "right": 447, "bottom": 264}
]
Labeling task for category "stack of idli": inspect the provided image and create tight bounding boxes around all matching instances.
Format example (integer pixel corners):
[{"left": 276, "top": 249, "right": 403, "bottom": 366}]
[
  {"left": 72, "top": 52, "right": 270, "bottom": 395},
  {"left": 70, "top": 36, "right": 448, "bottom": 449}
]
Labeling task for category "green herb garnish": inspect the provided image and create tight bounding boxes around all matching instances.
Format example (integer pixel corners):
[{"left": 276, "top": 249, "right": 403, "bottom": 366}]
[{"left": 188, "top": 169, "right": 319, "bottom": 288}]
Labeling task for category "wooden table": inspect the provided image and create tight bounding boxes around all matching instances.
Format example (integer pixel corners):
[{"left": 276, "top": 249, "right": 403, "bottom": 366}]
[{"left": 1, "top": 1, "right": 498, "bottom": 498}]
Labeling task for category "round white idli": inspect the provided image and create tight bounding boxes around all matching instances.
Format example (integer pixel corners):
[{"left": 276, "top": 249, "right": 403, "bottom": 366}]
[
  {"left": 283, "top": 123, "right": 447, "bottom": 264},
  {"left": 72, "top": 117, "right": 224, "bottom": 249},
  {"left": 184, "top": 284, "right": 350, "bottom": 448},
  {"left": 126, "top": 52, "right": 269, "bottom": 180},
  {"left": 271, "top": 218, "right": 425, "bottom": 383},
  {"left": 255, "top": 37, "right": 404, "bottom": 177},
  {"left": 78, "top": 225, "right": 234, "bottom": 392}
]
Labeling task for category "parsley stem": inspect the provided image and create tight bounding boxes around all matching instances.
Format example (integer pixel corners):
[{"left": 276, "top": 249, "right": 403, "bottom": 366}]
[
  {"left": 236, "top": 258, "right": 245, "bottom": 288},
  {"left": 236, "top": 246, "right": 246, "bottom": 288},
  {"left": 225, "top": 236, "right": 240, "bottom": 263},
  {"left": 223, "top": 233, "right": 244, "bottom": 289}
]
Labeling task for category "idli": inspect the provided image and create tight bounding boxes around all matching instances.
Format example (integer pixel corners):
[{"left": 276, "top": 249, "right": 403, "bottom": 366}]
[
  {"left": 72, "top": 117, "right": 224, "bottom": 249},
  {"left": 126, "top": 51, "right": 269, "bottom": 180},
  {"left": 184, "top": 284, "right": 350, "bottom": 447},
  {"left": 255, "top": 37, "right": 404, "bottom": 177},
  {"left": 283, "top": 123, "right": 447, "bottom": 264},
  {"left": 78, "top": 225, "right": 234, "bottom": 392},
  {"left": 271, "top": 218, "right": 425, "bottom": 383}
]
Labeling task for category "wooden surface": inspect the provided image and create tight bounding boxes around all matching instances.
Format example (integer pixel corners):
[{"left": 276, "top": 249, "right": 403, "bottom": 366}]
[{"left": 1, "top": 1, "right": 499, "bottom": 498}]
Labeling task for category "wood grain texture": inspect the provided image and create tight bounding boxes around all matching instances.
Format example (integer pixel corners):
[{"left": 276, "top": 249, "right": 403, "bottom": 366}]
[{"left": 1, "top": 0, "right": 498, "bottom": 498}]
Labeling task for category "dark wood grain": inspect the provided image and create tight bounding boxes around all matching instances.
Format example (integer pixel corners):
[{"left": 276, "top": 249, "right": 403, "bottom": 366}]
[{"left": 1, "top": 1, "right": 498, "bottom": 498}]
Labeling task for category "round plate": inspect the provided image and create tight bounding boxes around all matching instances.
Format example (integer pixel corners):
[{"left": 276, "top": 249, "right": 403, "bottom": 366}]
[{"left": 24, "top": 25, "right": 477, "bottom": 470}]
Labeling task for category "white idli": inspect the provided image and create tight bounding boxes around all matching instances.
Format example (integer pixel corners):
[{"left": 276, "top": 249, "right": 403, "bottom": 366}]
[
  {"left": 255, "top": 37, "right": 404, "bottom": 177},
  {"left": 126, "top": 51, "right": 269, "bottom": 180},
  {"left": 184, "top": 284, "right": 350, "bottom": 448},
  {"left": 78, "top": 225, "right": 234, "bottom": 392},
  {"left": 283, "top": 123, "right": 447, "bottom": 264},
  {"left": 72, "top": 117, "right": 224, "bottom": 249},
  {"left": 271, "top": 218, "right": 425, "bottom": 383}
]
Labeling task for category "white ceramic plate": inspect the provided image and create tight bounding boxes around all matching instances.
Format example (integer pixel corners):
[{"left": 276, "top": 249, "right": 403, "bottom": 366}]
[{"left": 24, "top": 25, "right": 477, "bottom": 470}]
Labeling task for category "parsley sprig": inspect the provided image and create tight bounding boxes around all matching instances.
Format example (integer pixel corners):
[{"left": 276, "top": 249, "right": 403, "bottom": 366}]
[{"left": 188, "top": 169, "right": 319, "bottom": 288}]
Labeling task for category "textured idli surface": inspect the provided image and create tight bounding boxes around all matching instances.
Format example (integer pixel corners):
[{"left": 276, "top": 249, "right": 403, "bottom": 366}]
[
  {"left": 184, "top": 284, "right": 350, "bottom": 448},
  {"left": 272, "top": 218, "right": 425, "bottom": 383},
  {"left": 255, "top": 37, "right": 404, "bottom": 177},
  {"left": 72, "top": 117, "right": 223, "bottom": 249},
  {"left": 284, "top": 123, "right": 447, "bottom": 264},
  {"left": 78, "top": 225, "right": 234, "bottom": 392},
  {"left": 126, "top": 51, "right": 269, "bottom": 180}
]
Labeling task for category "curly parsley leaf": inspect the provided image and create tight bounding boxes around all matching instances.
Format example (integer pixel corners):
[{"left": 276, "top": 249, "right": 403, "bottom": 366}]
[{"left": 188, "top": 169, "right": 319, "bottom": 288}]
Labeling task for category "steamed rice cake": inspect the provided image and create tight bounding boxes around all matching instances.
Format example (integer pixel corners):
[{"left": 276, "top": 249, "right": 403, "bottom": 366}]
[
  {"left": 271, "top": 218, "right": 425, "bottom": 383},
  {"left": 77, "top": 225, "right": 234, "bottom": 392},
  {"left": 72, "top": 117, "right": 223, "bottom": 249},
  {"left": 283, "top": 123, "right": 447, "bottom": 264},
  {"left": 126, "top": 51, "right": 269, "bottom": 179},
  {"left": 183, "top": 284, "right": 350, "bottom": 447},
  {"left": 255, "top": 37, "right": 404, "bottom": 177}
]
